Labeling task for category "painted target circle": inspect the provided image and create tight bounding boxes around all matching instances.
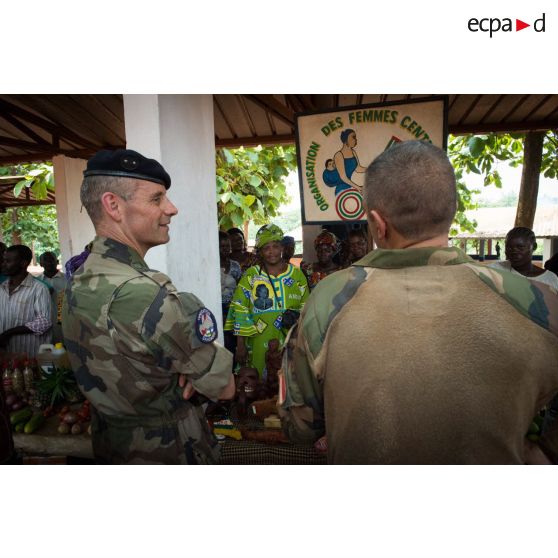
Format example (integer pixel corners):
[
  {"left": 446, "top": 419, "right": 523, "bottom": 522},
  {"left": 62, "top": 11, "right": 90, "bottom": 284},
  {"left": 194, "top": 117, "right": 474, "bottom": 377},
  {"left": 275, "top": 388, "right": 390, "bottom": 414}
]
[{"left": 335, "top": 188, "right": 364, "bottom": 221}]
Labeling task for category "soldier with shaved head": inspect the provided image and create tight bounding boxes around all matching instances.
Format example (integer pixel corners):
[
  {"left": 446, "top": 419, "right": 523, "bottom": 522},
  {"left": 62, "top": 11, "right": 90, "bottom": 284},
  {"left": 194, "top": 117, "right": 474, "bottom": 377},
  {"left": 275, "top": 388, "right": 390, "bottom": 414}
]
[
  {"left": 62, "top": 149, "right": 235, "bottom": 464},
  {"left": 280, "top": 140, "right": 558, "bottom": 465}
]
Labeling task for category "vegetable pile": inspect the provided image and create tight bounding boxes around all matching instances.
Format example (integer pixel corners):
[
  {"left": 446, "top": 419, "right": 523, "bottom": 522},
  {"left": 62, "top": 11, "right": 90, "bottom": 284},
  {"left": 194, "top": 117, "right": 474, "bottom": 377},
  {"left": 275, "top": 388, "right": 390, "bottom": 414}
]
[{"left": 57, "top": 401, "right": 91, "bottom": 436}]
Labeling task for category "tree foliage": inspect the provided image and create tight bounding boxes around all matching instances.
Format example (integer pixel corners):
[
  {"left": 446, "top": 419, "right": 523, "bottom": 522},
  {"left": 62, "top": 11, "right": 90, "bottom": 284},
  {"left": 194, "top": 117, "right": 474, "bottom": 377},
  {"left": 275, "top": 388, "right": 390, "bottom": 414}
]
[
  {"left": 1, "top": 205, "right": 60, "bottom": 257},
  {"left": 216, "top": 145, "right": 297, "bottom": 230},
  {"left": 0, "top": 162, "right": 59, "bottom": 257},
  {"left": 0, "top": 161, "right": 55, "bottom": 200},
  {"left": 447, "top": 131, "right": 557, "bottom": 236}
]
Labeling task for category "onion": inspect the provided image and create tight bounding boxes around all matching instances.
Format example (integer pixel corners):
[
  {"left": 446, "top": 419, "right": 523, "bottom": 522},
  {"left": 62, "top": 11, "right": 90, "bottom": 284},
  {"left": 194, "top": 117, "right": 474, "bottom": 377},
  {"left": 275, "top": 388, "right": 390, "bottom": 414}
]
[
  {"left": 62, "top": 412, "right": 79, "bottom": 425},
  {"left": 58, "top": 423, "right": 70, "bottom": 435}
]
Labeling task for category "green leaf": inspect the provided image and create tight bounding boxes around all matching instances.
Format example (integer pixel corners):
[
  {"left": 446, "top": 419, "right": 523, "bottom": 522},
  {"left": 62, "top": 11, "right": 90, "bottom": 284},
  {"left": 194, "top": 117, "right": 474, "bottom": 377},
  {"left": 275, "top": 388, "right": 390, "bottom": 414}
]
[
  {"left": 220, "top": 192, "right": 232, "bottom": 203},
  {"left": 222, "top": 148, "right": 234, "bottom": 164},
  {"left": 273, "top": 166, "right": 288, "bottom": 180},
  {"left": 33, "top": 181, "right": 47, "bottom": 200},
  {"left": 246, "top": 151, "right": 258, "bottom": 163},
  {"left": 466, "top": 161, "right": 481, "bottom": 175},
  {"left": 244, "top": 194, "right": 256, "bottom": 207},
  {"left": 13, "top": 179, "right": 32, "bottom": 197},
  {"left": 231, "top": 212, "right": 245, "bottom": 227},
  {"left": 248, "top": 175, "right": 262, "bottom": 188},
  {"left": 468, "top": 137, "right": 485, "bottom": 158}
]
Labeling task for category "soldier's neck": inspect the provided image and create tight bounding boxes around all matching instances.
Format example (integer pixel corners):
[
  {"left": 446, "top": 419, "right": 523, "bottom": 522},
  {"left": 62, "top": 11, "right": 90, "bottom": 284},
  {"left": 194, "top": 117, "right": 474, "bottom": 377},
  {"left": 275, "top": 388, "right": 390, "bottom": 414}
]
[
  {"left": 95, "top": 224, "right": 148, "bottom": 258},
  {"left": 383, "top": 231, "right": 449, "bottom": 250}
]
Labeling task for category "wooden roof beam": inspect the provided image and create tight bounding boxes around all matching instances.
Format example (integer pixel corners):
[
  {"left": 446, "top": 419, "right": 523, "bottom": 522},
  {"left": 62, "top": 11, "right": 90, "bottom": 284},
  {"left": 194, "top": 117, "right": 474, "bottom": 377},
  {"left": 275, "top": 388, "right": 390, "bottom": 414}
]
[
  {"left": 214, "top": 96, "right": 238, "bottom": 138},
  {"left": 216, "top": 134, "right": 295, "bottom": 148},
  {"left": 244, "top": 95, "right": 295, "bottom": 127},
  {"left": 0, "top": 135, "right": 43, "bottom": 149},
  {"left": 1, "top": 112, "right": 51, "bottom": 148},
  {"left": 0, "top": 146, "right": 116, "bottom": 165},
  {"left": 450, "top": 121, "right": 558, "bottom": 135},
  {"left": 0, "top": 98, "right": 99, "bottom": 151},
  {"left": 237, "top": 95, "right": 257, "bottom": 136}
]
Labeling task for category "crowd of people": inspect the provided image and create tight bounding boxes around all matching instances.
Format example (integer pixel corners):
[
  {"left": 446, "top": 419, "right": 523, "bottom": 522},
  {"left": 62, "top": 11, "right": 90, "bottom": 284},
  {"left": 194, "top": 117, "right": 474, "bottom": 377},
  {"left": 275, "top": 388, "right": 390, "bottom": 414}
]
[
  {"left": 0, "top": 243, "right": 66, "bottom": 358},
  {"left": 218, "top": 224, "right": 371, "bottom": 380},
  {"left": 2, "top": 141, "right": 558, "bottom": 465}
]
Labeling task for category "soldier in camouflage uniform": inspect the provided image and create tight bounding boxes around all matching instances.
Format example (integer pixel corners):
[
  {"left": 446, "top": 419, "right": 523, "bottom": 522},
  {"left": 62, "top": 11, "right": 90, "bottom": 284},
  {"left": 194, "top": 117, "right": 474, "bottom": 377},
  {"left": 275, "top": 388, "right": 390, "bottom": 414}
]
[
  {"left": 62, "top": 149, "right": 235, "bottom": 464},
  {"left": 279, "top": 140, "right": 558, "bottom": 465}
]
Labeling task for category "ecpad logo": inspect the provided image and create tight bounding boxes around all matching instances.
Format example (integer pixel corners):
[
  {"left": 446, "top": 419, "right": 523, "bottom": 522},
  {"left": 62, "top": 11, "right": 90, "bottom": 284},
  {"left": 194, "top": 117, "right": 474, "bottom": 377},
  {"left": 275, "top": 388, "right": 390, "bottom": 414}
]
[{"left": 468, "top": 13, "right": 546, "bottom": 37}]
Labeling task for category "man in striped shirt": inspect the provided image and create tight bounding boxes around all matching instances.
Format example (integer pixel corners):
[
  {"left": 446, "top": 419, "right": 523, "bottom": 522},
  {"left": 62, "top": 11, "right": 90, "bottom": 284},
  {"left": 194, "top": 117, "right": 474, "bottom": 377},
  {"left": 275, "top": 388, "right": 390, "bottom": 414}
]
[{"left": 0, "top": 245, "right": 52, "bottom": 358}]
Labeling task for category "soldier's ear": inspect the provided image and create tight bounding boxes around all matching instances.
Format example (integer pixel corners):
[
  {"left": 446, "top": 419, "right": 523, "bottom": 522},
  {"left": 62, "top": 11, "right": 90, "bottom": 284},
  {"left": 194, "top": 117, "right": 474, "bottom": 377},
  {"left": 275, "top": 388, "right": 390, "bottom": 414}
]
[
  {"left": 368, "top": 210, "right": 387, "bottom": 242},
  {"left": 100, "top": 192, "right": 124, "bottom": 222}
]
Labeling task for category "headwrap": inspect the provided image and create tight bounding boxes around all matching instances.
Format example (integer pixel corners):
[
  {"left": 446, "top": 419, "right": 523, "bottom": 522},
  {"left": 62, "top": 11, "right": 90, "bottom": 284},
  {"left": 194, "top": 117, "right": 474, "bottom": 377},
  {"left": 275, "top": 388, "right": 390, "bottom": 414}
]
[
  {"left": 255, "top": 224, "right": 284, "bottom": 249},
  {"left": 65, "top": 242, "right": 92, "bottom": 280},
  {"left": 314, "top": 230, "right": 339, "bottom": 250}
]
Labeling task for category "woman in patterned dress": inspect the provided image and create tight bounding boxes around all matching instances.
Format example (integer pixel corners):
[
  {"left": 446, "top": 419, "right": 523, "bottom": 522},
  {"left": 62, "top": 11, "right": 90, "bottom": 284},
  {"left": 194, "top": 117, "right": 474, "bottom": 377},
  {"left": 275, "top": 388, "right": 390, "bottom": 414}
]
[{"left": 224, "top": 224, "right": 309, "bottom": 378}]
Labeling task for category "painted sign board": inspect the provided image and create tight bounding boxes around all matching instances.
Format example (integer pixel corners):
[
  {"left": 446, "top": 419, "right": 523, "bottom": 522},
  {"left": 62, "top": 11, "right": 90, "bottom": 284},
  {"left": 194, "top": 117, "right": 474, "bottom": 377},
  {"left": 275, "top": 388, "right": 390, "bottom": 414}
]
[{"left": 295, "top": 97, "right": 448, "bottom": 224}]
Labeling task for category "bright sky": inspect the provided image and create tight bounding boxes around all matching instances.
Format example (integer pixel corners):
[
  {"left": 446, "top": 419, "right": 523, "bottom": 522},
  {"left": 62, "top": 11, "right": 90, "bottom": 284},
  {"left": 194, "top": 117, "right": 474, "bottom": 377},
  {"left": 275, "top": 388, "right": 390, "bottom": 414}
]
[{"left": 464, "top": 162, "right": 558, "bottom": 205}]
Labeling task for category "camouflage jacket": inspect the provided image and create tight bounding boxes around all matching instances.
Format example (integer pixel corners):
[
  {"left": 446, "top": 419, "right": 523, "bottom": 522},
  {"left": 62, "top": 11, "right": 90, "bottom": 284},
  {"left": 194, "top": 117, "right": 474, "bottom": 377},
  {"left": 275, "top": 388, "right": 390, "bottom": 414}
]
[
  {"left": 278, "top": 247, "right": 558, "bottom": 464},
  {"left": 62, "top": 237, "right": 233, "bottom": 464}
]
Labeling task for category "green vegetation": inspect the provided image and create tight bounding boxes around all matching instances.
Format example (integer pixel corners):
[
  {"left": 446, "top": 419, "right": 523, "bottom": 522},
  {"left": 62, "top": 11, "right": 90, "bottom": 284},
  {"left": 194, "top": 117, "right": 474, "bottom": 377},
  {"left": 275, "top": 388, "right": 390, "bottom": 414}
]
[
  {"left": 216, "top": 145, "right": 296, "bottom": 230},
  {"left": 448, "top": 131, "right": 557, "bottom": 235},
  {"left": 0, "top": 162, "right": 59, "bottom": 259}
]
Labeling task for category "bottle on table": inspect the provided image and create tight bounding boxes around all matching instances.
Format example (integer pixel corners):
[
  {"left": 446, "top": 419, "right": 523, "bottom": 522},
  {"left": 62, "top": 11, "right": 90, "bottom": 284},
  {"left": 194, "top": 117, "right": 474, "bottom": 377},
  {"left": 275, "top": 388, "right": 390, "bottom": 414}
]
[
  {"left": 2, "top": 361, "right": 13, "bottom": 396},
  {"left": 12, "top": 360, "right": 25, "bottom": 397}
]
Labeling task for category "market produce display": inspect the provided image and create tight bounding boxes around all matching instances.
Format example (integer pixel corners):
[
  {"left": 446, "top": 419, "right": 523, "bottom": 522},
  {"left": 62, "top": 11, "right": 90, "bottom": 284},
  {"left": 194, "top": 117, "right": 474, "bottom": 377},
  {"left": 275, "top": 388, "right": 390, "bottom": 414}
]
[
  {"left": 56, "top": 401, "right": 91, "bottom": 436},
  {"left": 2, "top": 354, "right": 90, "bottom": 441}
]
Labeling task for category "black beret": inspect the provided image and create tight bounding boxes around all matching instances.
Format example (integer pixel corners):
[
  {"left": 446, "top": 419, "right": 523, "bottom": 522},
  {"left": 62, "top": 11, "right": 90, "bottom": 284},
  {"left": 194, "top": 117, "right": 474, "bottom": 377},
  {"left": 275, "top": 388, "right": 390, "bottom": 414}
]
[{"left": 83, "top": 149, "right": 171, "bottom": 189}]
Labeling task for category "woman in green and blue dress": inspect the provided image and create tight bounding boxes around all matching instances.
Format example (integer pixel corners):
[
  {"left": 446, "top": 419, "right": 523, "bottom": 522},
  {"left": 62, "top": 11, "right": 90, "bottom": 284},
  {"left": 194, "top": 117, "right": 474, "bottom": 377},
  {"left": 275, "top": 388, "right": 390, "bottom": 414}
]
[{"left": 224, "top": 225, "right": 309, "bottom": 378}]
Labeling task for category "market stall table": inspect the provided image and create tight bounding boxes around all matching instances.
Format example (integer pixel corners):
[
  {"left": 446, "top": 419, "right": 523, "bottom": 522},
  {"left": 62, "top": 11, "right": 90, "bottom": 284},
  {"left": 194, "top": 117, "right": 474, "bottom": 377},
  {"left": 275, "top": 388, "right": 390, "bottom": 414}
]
[
  {"left": 13, "top": 415, "right": 93, "bottom": 462},
  {"left": 215, "top": 414, "right": 327, "bottom": 465},
  {"left": 13, "top": 415, "right": 327, "bottom": 465}
]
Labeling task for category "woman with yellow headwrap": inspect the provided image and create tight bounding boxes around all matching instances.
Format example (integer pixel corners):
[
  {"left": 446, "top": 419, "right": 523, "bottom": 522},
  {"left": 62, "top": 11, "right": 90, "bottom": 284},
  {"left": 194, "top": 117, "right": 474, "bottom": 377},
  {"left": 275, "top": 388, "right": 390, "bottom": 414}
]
[{"left": 224, "top": 224, "right": 309, "bottom": 378}]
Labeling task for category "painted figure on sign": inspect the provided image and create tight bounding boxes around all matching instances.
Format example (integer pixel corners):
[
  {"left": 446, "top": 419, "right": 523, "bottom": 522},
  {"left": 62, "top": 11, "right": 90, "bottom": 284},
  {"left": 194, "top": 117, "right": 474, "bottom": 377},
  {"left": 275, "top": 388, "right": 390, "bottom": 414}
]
[{"left": 322, "top": 129, "right": 367, "bottom": 194}]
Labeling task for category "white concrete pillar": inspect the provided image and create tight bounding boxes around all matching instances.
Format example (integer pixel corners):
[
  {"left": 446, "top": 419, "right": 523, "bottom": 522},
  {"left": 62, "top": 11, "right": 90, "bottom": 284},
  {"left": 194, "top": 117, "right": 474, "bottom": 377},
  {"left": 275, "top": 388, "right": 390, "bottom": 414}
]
[
  {"left": 53, "top": 155, "right": 94, "bottom": 266},
  {"left": 123, "top": 95, "right": 223, "bottom": 339}
]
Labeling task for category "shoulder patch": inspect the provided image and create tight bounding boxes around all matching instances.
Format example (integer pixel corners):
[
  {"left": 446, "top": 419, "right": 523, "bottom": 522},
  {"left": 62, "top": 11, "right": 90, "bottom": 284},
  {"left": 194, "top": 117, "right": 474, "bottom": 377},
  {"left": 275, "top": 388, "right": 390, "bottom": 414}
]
[{"left": 195, "top": 307, "right": 218, "bottom": 344}]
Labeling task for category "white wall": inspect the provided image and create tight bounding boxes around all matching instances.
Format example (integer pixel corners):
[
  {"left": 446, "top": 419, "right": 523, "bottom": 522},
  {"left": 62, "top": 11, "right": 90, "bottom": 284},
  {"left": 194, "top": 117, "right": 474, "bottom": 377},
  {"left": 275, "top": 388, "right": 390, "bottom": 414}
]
[
  {"left": 123, "top": 94, "right": 223, "bottom": 340},
  {"left": 53, "top": 155, "right": 94, "bottom": 266}
]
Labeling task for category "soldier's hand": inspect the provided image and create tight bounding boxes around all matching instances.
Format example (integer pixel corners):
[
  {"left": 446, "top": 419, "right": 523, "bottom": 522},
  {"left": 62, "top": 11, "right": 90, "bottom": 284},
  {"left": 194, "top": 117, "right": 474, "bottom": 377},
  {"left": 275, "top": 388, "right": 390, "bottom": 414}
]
[{"left": 178, "top": 374, "right": 196, "bottom": 400}]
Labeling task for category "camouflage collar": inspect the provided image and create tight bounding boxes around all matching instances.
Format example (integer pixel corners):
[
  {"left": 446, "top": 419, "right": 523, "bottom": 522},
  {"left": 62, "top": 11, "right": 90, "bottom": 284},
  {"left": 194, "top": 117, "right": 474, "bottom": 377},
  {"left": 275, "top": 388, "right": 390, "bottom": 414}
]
[
  {"left": 353, "top": 247, "right": 473, "bottom": 269},
  {"left": 91, "top": 236, "right": 149, "bottom": 271}
]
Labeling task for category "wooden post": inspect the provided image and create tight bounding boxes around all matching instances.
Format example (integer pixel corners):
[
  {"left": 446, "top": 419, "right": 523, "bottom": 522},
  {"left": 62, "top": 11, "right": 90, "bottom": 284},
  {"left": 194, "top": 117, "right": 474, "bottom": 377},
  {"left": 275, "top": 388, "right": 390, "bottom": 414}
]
[
  {"left": 515, "top": 131, "right": 545, "bottom": 229},
  {"left": 243, "top": 221, "right": 250, "bottom": 246},
  {"left": 11, "top": 208, "right": 22, "bottom": 245}
]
